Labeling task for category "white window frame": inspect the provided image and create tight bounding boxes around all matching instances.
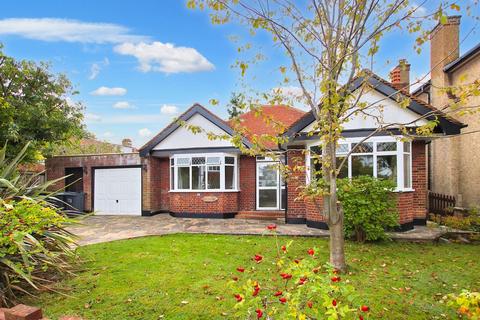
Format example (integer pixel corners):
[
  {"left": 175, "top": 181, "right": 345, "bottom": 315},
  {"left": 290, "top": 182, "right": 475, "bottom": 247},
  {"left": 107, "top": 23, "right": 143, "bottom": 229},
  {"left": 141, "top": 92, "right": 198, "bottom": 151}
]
[
  {"left": 256, "top": 156, "right": 286, "bottom": 210},
  {"left": 305, "top": 136, "right": 413, "bottom": 192},
  {"left": 169, "top": 153, "right": 239, "bottom": 192}
]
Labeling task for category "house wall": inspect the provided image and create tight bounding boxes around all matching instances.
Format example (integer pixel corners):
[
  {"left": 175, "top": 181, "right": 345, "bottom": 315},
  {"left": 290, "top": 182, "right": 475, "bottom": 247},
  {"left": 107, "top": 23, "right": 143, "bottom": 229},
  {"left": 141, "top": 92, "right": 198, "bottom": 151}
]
[
  {"left": 45, "top": 153, "right": 142, "bottom": 212},
  {"left": 238, "top": 156, "right": 256, "bottom": 211},
  {"left": 285, "top": 140, "right": 428, "bottom": 230},
  {"left": 169, "top": 192, "right": 238, "bottom": 217}
]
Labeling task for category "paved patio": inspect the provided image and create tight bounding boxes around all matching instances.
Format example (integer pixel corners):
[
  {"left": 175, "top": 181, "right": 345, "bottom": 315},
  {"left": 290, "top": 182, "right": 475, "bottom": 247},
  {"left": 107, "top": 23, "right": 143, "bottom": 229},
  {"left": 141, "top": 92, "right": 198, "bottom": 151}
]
[{"left": 67, "top": 214, "right": 447, "bottom": 246}]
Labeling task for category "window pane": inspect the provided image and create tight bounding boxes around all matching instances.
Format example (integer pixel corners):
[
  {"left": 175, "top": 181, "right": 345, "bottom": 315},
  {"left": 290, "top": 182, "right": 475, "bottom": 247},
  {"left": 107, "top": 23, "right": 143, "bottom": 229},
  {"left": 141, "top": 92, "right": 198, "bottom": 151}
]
[
  {"left": 225, "top": 166, "right": 234, "bottom": 189},
  {"left": 377, "top": 155, "right": 397, "bottom": 185},
  {"left": 178, "top": 167, "right": 190, "bottom": 189},
  {"left": 207, "top": 166, "right": 220, "bottom": 189},
  {"left": 259, "top": 189, "right": 277, "bottom": 208},
  {"left": 280, "top": 188, "right": 286, "bottom": 210},
  {"left": 192, "top": 157, "right": 205, "bottom": 165},
  {"left": 176, "top": 157, "right": 190, "bottom": 165},
  {"left": 170, "top": 166, "right": 174, "bottom": 189},
  {"left": 351, "top": 155, "right": 373, "bottom": 177},
  {"left": 337, "top": 143, "right": 349, "bottom": 154},
  {"left": 352, "top": 142, "right": 373, "bottom": 153},
  {"left": 225, "top": 157, "right": 235, "bottom": 165},
  {"left": 258, "top": 164, "right": 278, "bottom": 187},
  {"left": 207, "top": 157, "right": 221, "bottom": 165},
  {"left": 404, "top": 142, "right": 411, "bottom": 153},
  {"left": 170, "top": 158, "right": 174, "bottom": 165},
  {"left": 404, "top": 153, "right": 411, "bottom": 188},
  {"left": 336, "top": 156, "right": 348, "bottom": 179},
  {"left": 310, "top": 145, "right": 322, "bottom": 155},
  {"left": 192, "top": 166, "right": 206, "bottom": 190},
  {"left": 377, "top": 142, "right": 397, "bottom": 152},
  {"left": 310, "top": 156, "right": 322, "bottom": 180}
]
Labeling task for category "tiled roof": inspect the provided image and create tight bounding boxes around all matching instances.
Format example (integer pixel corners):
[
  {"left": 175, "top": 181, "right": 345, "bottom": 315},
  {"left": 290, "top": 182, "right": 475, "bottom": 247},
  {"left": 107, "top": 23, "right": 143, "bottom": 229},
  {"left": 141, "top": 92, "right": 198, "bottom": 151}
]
[{"left": 229, "top": 105, "right": 306, "bottom": 148}]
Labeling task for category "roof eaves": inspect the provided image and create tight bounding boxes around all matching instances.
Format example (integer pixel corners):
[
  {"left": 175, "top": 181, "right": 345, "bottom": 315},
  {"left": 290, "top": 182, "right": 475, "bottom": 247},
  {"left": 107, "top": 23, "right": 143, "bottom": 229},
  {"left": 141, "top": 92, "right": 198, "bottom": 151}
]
[{"left": 444, "top": 42, "right": 480, "bottom": 73}]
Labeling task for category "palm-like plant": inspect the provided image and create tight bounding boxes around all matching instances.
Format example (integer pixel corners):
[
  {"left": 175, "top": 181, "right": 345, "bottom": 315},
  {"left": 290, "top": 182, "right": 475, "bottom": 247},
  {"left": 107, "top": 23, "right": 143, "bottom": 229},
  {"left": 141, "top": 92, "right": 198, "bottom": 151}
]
[{"left": 0, "top": 143, "right": 78, "bottom": 306}]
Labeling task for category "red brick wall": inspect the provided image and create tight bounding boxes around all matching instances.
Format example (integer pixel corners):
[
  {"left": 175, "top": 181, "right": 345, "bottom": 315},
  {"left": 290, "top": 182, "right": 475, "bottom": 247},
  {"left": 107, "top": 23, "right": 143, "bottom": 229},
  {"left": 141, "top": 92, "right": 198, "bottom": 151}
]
[
  {"left": 286, "top": 148, "right": 307, "bottom": 221},
  {"left": 45, "top": 154, "right": 142, "bottom": 212},
  {"left": 169, "top": 192, "right": 239, "bottom": 214},
  {"left": 396, "top": 192, "right": 414, "bottom": 224},
  {"left": 412, "top": 141, "right": 427, "bottom": 220},
  {"left": 142, "top": 156, "right": 169, "bottom": 213},
  {"left": 239, "top": 156, "right": 256, "bottom": 211}
]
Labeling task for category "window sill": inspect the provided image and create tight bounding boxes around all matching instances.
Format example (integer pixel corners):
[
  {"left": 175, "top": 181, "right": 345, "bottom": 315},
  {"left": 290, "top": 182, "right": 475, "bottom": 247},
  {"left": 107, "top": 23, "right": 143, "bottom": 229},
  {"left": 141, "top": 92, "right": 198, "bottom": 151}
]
[
  {"left": 393, "top": 188, "right": 415, "bottom": 193},
  {"left": 169, "top": 189, "right": 240, "bottom": 193}
]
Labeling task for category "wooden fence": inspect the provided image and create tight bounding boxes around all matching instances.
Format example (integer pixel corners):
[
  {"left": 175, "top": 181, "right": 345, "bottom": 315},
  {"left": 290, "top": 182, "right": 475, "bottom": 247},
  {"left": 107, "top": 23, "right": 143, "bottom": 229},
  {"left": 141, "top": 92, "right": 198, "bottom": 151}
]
[{"left": 428, "top": 192, "right": 456, "bottom": 216}]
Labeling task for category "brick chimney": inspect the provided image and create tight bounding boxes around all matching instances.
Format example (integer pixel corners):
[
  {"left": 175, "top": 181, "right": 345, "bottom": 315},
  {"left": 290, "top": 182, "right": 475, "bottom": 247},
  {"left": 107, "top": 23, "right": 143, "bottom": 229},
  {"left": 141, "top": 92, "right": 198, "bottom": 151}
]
[
  {"left": 122, "top": 138, "right": 132, "bottom": 148},
  {"left": 389, "top": 59, "right": 410, "bottom": 92},
  {"left": 430, "top": 15, "right": 461, "bottom": 105}
]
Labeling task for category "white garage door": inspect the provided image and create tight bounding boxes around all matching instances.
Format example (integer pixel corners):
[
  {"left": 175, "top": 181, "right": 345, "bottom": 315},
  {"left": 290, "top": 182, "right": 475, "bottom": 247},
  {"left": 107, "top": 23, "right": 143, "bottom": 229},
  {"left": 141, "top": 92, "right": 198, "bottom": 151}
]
[{"left": 94, "top": 167, "right": 142, "bottom": 215}]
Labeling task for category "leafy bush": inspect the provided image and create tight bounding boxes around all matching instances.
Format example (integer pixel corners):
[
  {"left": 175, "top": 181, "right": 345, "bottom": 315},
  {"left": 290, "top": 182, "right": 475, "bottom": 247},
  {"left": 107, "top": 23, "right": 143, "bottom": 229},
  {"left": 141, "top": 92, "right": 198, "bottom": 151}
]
[
  {"left": 337, "top": 176, "right": 399, "bottom": 242},
  {"left": 228, "top": 225, "right": 371, "bottom": 319},
  {"left": 0, "top": 143, "right": 77, "bottom": 306},
  {"left": 430, "top": 213, "right": 480, "bottom": 232},
  {"left": 443, "top": 290, "right": 480, "bottom": 319}
]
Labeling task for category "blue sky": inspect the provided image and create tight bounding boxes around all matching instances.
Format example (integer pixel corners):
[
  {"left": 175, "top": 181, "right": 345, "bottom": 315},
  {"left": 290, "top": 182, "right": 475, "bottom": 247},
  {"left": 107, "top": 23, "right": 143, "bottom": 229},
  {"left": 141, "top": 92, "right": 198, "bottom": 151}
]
[{"left": 0, "top": 1, "right": 478, "bottom": 147}]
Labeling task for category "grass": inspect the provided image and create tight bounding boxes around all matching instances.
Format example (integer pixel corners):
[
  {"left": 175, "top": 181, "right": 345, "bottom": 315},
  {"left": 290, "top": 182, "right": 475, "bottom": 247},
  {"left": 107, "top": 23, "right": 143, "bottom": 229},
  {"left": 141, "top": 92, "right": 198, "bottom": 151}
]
[{"left": 30, "top": 234, "right": 480, "bottom": 319}]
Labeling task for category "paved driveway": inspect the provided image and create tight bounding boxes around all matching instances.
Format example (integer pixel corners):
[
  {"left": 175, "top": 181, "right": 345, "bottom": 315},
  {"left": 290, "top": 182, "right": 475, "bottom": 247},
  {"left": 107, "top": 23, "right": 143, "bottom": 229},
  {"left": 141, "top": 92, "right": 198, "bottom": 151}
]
[{"left": 67, "top": 214, "right": 446, "bottom": 246}]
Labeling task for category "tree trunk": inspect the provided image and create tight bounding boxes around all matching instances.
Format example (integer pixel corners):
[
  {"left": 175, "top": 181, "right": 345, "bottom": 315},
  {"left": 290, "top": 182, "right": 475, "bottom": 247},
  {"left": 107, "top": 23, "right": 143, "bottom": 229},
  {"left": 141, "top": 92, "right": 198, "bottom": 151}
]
[
  {"left": 323, "top": 135, "right": 347, "bottom": 272},
  {"left": 329, "top": 214, "right": 346, "bottom": 271}
]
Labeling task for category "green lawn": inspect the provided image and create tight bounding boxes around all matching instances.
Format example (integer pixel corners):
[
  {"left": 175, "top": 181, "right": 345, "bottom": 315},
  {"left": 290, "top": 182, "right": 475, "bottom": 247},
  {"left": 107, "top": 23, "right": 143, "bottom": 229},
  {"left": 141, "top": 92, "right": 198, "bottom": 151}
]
[{"left": 30, "top": 234, "right": 480, "bottom": 319}]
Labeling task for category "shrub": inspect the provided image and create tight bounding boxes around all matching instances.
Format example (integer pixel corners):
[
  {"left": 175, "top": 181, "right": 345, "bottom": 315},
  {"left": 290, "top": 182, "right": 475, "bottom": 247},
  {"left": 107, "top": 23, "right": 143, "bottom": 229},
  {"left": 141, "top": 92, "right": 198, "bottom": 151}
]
[
  {"left": 443, "top": 290, "right": 480, "bottom": 319},
  {"left": 430, "top": 214, "right": 480, "bottom": 232},
  {"left": 337, "top": 176, "right": 399, "bottom": 242},
  {"left": 228, "top": 225, "right": 371, "bottom": 319},
  {"left": 0, "top": 143, "right": 77, "bottom": 306}
]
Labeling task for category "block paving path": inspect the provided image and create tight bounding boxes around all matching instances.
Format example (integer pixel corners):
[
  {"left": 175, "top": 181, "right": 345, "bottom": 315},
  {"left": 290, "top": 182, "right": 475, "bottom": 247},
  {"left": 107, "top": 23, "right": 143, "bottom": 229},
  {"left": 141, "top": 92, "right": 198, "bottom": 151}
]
[{"left": 67, "top": 214, "right": 447, "bottom": 246}]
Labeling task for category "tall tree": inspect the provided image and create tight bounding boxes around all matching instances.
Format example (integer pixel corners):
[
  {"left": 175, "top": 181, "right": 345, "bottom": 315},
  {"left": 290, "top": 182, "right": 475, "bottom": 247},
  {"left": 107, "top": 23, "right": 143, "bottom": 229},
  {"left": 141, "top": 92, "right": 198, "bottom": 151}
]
[
  {"left": 0, "top": 45, "right": 85, "bottom": 161},
  {"left": 188, "top": 1, "right": 480, "bottom": 271},
  {"left": 227, "top": 92, "right": 246, "bottom": 119}
]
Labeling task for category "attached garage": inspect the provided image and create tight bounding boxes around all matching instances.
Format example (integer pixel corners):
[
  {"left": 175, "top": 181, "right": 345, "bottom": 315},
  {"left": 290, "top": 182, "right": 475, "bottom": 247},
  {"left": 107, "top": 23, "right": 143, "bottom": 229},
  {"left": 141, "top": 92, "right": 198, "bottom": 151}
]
[{"left": 93, "top": 167, "right": 142, "bottom": 215}]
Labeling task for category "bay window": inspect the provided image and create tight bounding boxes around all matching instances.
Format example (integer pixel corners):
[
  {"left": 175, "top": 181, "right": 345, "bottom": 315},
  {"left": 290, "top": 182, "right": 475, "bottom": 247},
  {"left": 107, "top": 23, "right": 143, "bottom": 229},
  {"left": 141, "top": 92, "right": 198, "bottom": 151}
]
[
  {"left": 170, "top": 154, "right": 238, "bottom": 191},
  {"left": 307, "top": 137, "right": 413, "bottom": 190}
]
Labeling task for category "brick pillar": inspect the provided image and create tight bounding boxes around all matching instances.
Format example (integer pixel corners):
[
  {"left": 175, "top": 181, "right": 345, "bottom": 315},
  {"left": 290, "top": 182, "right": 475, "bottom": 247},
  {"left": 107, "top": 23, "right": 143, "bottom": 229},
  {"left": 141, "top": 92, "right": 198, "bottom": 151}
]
[
  {"left": 286, "top": 148, "right": 306, "bottom": 223},
  {"left": 412, "top": 140, "right": 428, "bottom": 224},
  {"left": 239, "top": 156, "right": 256, "bottom": 211}
]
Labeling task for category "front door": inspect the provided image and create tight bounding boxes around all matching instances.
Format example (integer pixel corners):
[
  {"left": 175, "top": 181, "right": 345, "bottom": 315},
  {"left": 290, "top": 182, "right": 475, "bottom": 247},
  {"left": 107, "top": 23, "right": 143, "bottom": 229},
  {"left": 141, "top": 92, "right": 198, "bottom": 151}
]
[{"left": 256, "top": 159, "right": 285, "bottom": 210}]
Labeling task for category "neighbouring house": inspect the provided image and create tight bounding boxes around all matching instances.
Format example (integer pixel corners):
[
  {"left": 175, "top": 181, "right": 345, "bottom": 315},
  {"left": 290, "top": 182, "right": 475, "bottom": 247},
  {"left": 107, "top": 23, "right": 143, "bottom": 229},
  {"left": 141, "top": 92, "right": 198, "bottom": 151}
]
[
  {"left": 412, "top": 16, "right": 480, "bottom": 208},
  {"left": 45, "top": 70, "right": 463, "bottom": 231}
]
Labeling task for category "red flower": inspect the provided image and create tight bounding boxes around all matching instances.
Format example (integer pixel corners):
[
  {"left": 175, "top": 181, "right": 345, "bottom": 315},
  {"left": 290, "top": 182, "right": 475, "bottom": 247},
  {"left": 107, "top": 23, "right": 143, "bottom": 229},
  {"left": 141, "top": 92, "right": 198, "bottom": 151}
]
[
  {"left": 232, "top": 276, "right": 238, "bottom": 281},
  {"left": 331, "top": 276, "right": 341, "bottom": 282},
  {"left": 307, "top": 248, "right": 315, "bottom": 256},
  {"left": 236, "top": 267, "right": 245, "bottom": 273},
  {"left": 252, "top": 283, "right": 260, "bottom": 296},
  {"left": 256, "top": 309, "right": 263, "bottom": 319},
  {"left": 279, "top": 297, "right": 287, "bottom": 304},
  {"left": 234, "top": 294, "right": 243, "bottom": 302},
  {"left": 360, "top": 305, "right": 370, "bottom": 312},
  {"left": 298, "top": 277, "right": 307, "bottom": 285},
  {"left": 280, "top": 273, "right": 292, "bottom": 279},
  {"left": 307, "top": 301, "right": 313, "bottom": 308},
  {"left": 359, "top": 316, "right": 364, "bottom": 320},
  {"left": 332, "top": 299, "right": 337, "bottom": 307},
  {"left": 281, "top": 245, "right": 287, "bottom": 252},
  {"left": 267, "top": 224, "right": 277, "bottom": 230},
  {"left": 273, "top": 290, "right": 283, "bottom": 297},
  {"left": 254, "top": 255, "right": 263, "bottom": 263}
]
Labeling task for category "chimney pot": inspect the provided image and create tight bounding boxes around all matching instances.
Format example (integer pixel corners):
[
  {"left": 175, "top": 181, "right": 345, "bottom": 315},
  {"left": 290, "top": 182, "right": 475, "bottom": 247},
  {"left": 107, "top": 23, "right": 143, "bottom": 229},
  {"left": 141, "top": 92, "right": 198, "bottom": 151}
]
[
  {"left": 389, "top": 59, "right": 410, "bottom": 92},
  {"left": 122, "top": 138, "right": 132, "bottom": 148}
]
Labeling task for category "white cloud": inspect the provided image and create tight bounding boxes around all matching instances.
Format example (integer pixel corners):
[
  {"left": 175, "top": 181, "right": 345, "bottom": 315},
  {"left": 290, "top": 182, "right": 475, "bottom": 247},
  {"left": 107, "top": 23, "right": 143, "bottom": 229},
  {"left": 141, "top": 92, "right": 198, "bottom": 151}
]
[
  {"left": 114, "top": 41, "right": 215, "bottom": 73},
  {"left": 102, "top": 131, "right": 114, "bottom": 138},
  {"left": 160, "top": 104, "right": 178, "bottom": 115},
  {"left": 91, "top": 86, "right": 127, "bottom": 96},
  {"left": 138, "top": 128, "right": 153, "bottom": 138},
  {"left": 89, "top": 58, "right": 109, "bottom": 80},
  {"left": 409, "top": 2, "right": 427, "bottom": 17},
  {"left": 113, "top": 101, "right": 135, "bottom": 109},
  {"left": 272, "top": 86, "right": 304, "bottom": 98},
  {"left": 0, "top": 18, "right": 148, "bottom": 43},
  {"left": 85, "top": 112, "right": 102, "bottom": 123},
  {"left": 87, "top": 114, "right": 165, "bottom": 124}
]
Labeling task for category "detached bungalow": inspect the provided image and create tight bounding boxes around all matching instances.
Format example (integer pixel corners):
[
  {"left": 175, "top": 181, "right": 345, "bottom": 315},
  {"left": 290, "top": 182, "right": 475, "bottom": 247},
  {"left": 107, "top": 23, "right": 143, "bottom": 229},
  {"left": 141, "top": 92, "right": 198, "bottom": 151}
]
[{"left": 46, "top": 68, "right": 463, "bottom": 231}]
